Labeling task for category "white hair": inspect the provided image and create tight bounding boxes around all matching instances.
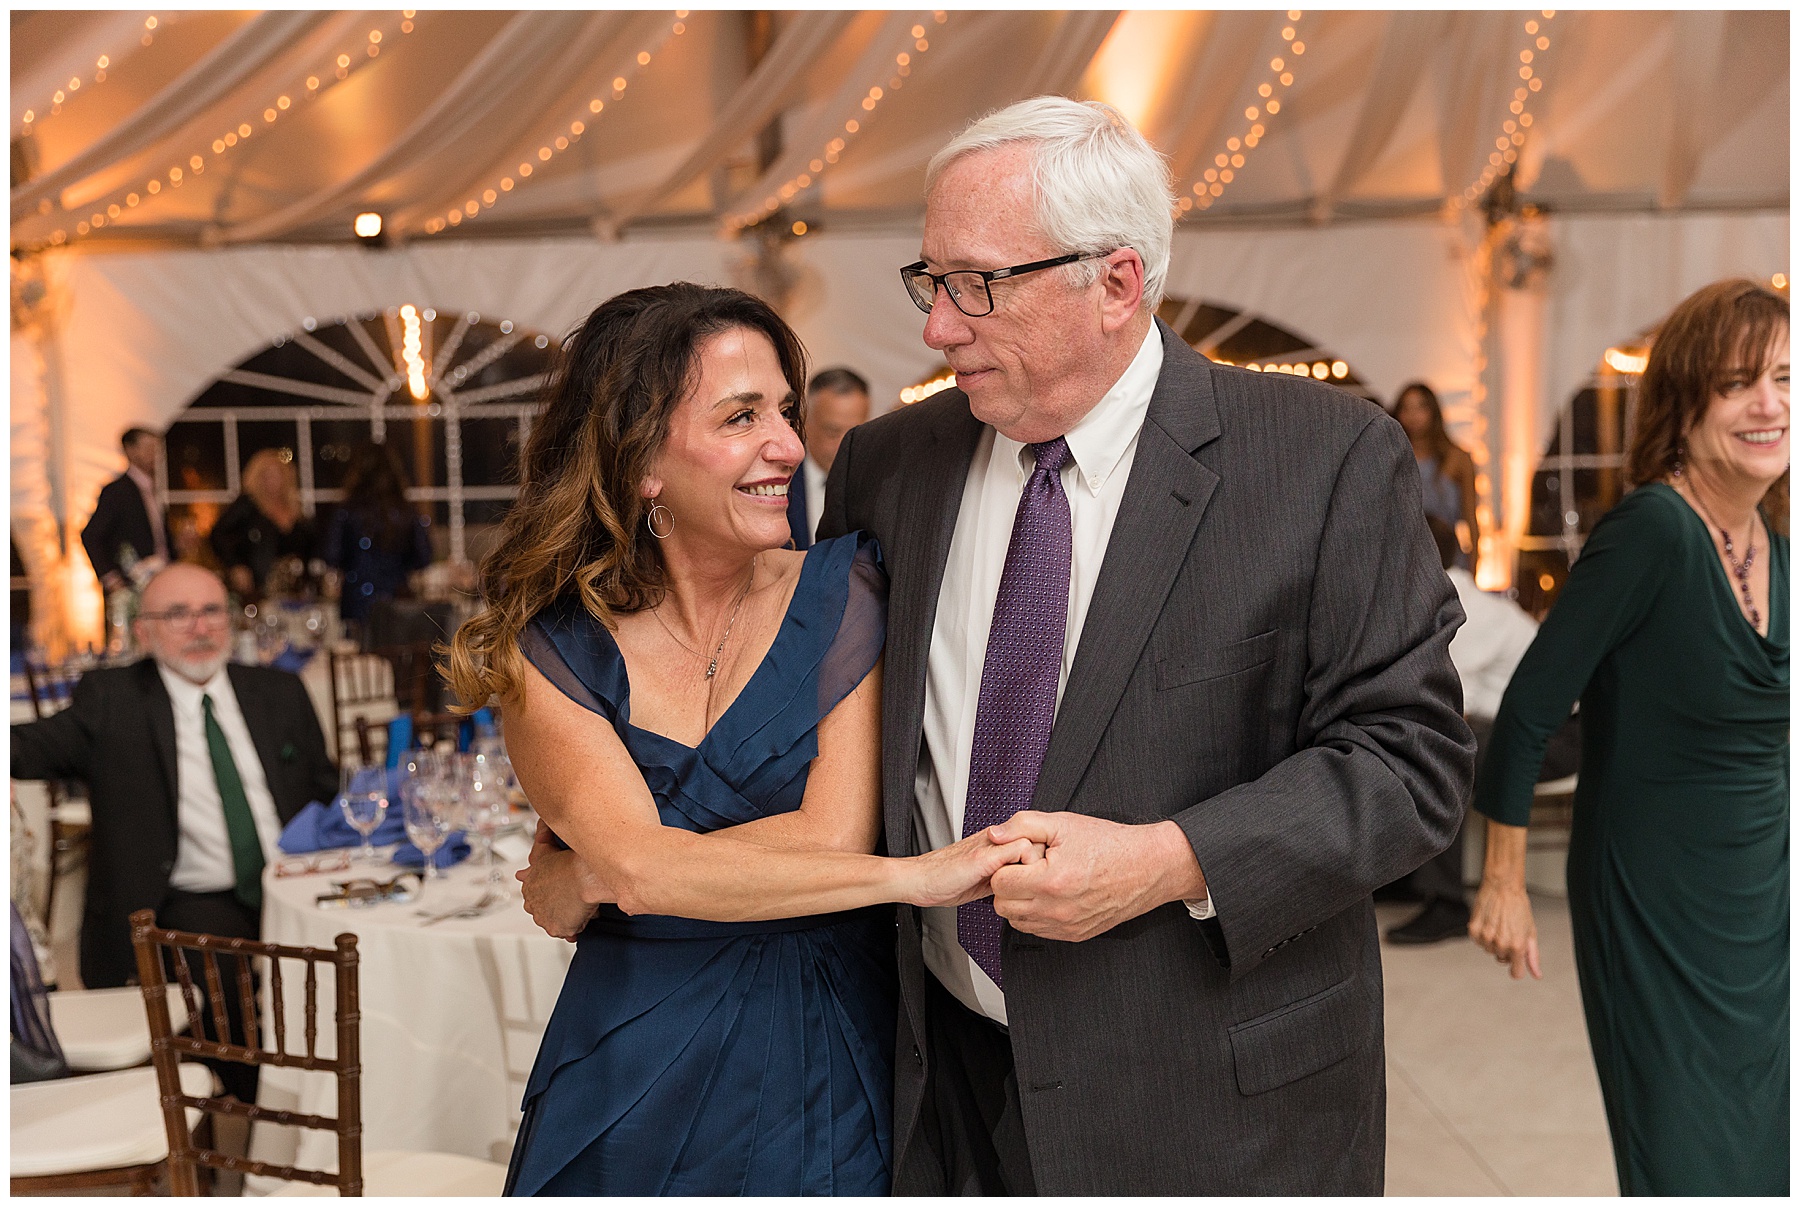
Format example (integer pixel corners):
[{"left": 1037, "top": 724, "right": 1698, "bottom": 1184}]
[{"left": 926, "top": 96, "right": 1174, "bottom": 310}]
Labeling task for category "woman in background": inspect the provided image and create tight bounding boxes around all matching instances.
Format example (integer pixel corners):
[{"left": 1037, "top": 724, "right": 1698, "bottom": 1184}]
[
  {"left": 322, "top": 441, "right": 433, "bottom": 630},
  {"left": 1392, "top": 382, "right": 1480, "bottom": 569},
  {"left": 1469, "top": 278, "right": 1788, "bottom": 1195},
  {"left": 210, "top": 448, "right": 318, "bottom": 600}
]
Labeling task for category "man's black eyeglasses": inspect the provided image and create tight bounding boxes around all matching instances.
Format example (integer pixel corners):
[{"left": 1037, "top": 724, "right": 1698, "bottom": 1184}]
[{"left": 900, "top": 250, "right": 1115, "bottom": 318}]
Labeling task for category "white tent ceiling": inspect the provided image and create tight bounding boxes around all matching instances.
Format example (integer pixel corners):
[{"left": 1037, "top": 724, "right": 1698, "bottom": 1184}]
[
  {"left": 8, "top": 10, "right": 1790, "bottom": 654},
  {"left": 11, "top": 9, "right": 1789, "bottom": 252}
]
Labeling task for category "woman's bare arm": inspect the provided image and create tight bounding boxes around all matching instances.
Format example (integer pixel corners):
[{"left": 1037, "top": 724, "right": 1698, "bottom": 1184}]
[
  {"left": 714, "top": 659, "right": 884, "bottom": 854},
  {"left": 1468, "top": 817, "right": 1540, "bottom": 979},
  {"left": 1453, "top": 446, "right": 1481, "bottom": 556},
  {"left": 508, "top": 657, "right": 1029, "bottom": 922}
]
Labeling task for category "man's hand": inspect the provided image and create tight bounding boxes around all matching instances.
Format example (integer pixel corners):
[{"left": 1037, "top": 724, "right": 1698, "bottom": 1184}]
[
  {"left": 516, "top": 820, "right": 607, "bottom": 942},
  {"left": 986, "top": 812, "right": 1206, "bottom": 942}
]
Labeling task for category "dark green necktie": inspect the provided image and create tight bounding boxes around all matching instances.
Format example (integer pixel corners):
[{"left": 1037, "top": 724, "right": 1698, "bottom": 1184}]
[{"left": 202, "top": 693, "right": 264, "bottom": 911}]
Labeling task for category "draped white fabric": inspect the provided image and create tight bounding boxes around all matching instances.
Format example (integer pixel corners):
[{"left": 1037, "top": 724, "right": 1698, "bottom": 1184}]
[
  {"left": 10, "top": 11, "right": 1785, "bottom": 250},
  {"left": 19, "top": 211, "right": 1783, "bottom": 631},
  {"left": 8, "top": 10, "right": 1787, "bottom": 645}
]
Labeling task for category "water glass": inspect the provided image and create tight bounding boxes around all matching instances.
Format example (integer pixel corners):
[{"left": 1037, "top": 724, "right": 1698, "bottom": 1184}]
[
  {"left": 401, "top": 773, "right": 456, "bottom": 885},
  {"left": 459, "top": 753, "right": 514, "bottom": 889},
  {"left": 339, "top": 761, "right": 391, "bottom": 865}
]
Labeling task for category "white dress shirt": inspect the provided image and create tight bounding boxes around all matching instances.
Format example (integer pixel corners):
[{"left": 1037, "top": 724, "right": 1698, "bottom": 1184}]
[
  {"left": 125, "top": 464, "right": 169, "bottom": 561},
  {"left": 915, "top": 325, "right": 1210, "bottom": 1025},
  {"left": 1444, "top": 567, "right": 1539, "bottom": 722},
  {"left": 803, "top": 456, "right": 829, "bottom": 544},
  {"left": 158, "top": 663, "right": 286, "bottom": 895}
]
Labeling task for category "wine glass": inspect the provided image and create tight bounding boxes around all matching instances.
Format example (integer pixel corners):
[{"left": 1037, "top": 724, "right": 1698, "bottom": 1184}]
[
  {"left": 401, "top": 769, "right": 456, "bottom": 888},
  {"left": 458, "top": 753, "right": 513, "bottom": 890},
  {"left": 338, "top": 761, "right": 391, "bottom": 865}
]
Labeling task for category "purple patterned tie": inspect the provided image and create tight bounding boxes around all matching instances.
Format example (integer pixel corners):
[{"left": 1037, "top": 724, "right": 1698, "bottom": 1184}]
[{"left": 958, "top": 437, "right": 1073, "bottom": 988}]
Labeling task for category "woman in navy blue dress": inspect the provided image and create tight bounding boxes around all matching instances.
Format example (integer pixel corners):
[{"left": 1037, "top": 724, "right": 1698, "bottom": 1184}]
[{"left": 447, "top": 284, "right": 1036, "bottom": 1196}]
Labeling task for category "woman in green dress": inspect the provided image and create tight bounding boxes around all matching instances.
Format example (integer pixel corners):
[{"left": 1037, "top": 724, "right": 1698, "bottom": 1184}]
[{"left": 1469, "top": 278, "right": 1788, "bottom": 1196}]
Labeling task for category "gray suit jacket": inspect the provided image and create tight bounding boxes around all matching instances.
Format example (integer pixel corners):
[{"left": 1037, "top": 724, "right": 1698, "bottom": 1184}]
[{"left": 818, "top": 321, "right": 1473, "bottom": 1194}]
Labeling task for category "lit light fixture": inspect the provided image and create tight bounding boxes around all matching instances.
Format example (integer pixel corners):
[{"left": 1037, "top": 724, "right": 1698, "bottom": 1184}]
[
  {"left": 899, "top": 372, "right": 957, "bottom": 406},
  {"left": 1603, "top": 347, "right": 1648, "bottom": 375},
  {"left": 354, "top": 212, "right": 382, "bottom": 239},
  {"left": 1773, "top": 272, "right": 1788, "bottom": 290},
  {"left": 400, "top": 304, "right": 429, "bottom": 399}
]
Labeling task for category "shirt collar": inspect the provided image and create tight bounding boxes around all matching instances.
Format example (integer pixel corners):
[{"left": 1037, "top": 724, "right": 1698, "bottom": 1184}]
[
  {"left": 156, "top": 660, "right": 229, "bottom": 710},
  {"left": 996, "top": 323, "right": 1163, "bottom": 497},
  {"left": 126, "top": 465, "right": 155, "bottom": 493}
]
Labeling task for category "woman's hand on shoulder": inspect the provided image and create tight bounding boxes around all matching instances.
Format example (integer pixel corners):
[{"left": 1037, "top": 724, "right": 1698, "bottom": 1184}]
[{"left": 1469, "top": 873, "right": 1541, "bottom": 979}]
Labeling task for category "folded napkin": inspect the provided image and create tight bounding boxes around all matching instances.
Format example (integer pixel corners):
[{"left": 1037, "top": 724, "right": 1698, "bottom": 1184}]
[
  {"left": 391, "top": 833, "right": 472, "bottom": 869},
  {"left": 278, "top": 783, "right": 407, "bottom": 855},
  {"left": 270, "top": 645, "right": 315, "bottom": 675}
]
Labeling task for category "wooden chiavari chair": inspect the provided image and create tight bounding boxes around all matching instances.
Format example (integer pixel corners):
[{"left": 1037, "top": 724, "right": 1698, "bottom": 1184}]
[{"left": 129, "top": 910, "right": 506, "bottom": 1197}]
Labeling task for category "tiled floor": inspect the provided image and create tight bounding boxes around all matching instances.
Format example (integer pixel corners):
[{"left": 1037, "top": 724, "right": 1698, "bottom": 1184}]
[{"left": 1380, "top": 896, "right": 1617, "bottom": 1196}]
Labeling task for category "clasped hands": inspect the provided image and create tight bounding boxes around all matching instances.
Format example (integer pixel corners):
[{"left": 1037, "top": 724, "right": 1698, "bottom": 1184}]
[{"left": 518, "top": 811, "right": 1206, "bottom": 945}]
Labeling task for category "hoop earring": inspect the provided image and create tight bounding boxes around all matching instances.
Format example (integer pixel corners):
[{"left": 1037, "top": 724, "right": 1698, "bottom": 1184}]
[
  {"left": 646, "top": 501, "right": 674, "bottom": 540},
  {"left": 1671, "top": 443, "right": 1685, "bottom": 479}
]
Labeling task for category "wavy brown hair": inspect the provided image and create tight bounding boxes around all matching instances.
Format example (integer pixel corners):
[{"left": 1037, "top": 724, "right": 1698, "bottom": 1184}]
[
  {"left": 1391, "top": 381, "right": 1457, "bottom": 471},
  {"left": 1627, "top": 278, "right": 1789, "bottom": 534},
  {"left": 446, "top": 283, "right": 808, "bottom": 709}
]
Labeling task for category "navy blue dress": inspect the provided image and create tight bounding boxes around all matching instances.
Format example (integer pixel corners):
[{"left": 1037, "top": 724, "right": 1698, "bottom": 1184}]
[{"left": 504, "top": 533, "right": 896, "bottom": 1196}]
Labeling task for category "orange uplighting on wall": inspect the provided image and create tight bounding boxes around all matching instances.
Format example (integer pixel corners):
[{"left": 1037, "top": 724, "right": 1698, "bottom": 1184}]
[{"left": 1085, "top": 11, "right": 1192, "bottom": 132}]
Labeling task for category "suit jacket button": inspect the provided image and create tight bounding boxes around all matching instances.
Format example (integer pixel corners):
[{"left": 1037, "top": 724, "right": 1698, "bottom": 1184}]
[{"left": 912, "top": 1045, "right": 923, "bottom": 1067}]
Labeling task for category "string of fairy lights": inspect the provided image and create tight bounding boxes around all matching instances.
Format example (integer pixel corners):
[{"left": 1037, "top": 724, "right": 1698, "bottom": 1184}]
[
  {"left": 1175, "top": 10, "right": 1308, "bottom": 219},
  {"left": 422, "top": 11, "right": 688, "bottom": 235},
  {"left": 1455, "top": 9, "right": 1555, "bottom": 208},
  {"left": 16, "top": 13, "right": 170, "bottom": 137},
  {"left": 725, "top": 11, "right": 948, "bottom": 236},
  {"left": 25, "top": 13, "right": 415, "bottom": 251}
]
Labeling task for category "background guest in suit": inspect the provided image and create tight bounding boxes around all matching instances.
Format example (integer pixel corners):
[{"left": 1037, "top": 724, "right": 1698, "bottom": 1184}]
[
  {"left": 211, "top": 448, "right": 319, "bottom": 601},
  {"left": 80, "top": 426, "right": 174, "bottom": 592},
  {"left": 1385, "top": 517, "right": 1543, "bottom": 944},
  {"left": 820, "top": 97, "right": 1472, "bottom": 1194},
  {"left": 321, "top": 440, "right": 434, "bottom": 630},
  {"left": 10, "top": 563, "right": 337, "bottom": 1097},
  {"left": 786, "top": 367, "right": 871, "bottom": 550}
]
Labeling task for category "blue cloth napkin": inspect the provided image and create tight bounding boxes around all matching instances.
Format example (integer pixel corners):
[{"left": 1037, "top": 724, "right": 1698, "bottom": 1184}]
[
  {"left": 391, "top": 832, "right": 472, "bottom": 869},
  {"left": 278, "top": 775, "right": 407, "bottom": 855},
  {"left": 270, "top": 644, "right": 315, "bottom": 675}
]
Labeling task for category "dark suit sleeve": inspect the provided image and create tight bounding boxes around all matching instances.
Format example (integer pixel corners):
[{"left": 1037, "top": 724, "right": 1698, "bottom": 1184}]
[
  {"left": 80, "top": 481, "right": 125, "bottom": 582},
  {"left": 816, "top": 428, "right": 856, "bottom": 543},
  {"left": 11, "top": 676, "right": 102, "bottom": 782},
  {"left": 284, "top": 673, "right": 339, "bottom": 804},
  {"left": 1175, "top": 415, "right": 1474, "bottom": 978}
]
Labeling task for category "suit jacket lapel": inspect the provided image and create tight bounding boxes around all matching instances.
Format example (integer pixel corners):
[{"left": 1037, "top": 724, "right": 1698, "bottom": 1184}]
[
  {"left": 1031, "top": 323, "right": 1223, "bottom": 815},
  {"left": 137, "top": 660, "right": 182, "bottom": 829},
  {"left": 884, "top": 397, "right": 983, "bottom": 857},
  {"left": 786, "top": 466, "right": 812, "bottom": 551},
  {"left": 229, "top": 664, "right": 289, "bottom": 809}
]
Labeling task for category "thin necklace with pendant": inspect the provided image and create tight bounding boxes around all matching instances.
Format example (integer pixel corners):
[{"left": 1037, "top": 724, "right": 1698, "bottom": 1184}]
[
  {"left": 655, "top": 557, "right": 757, "bottom": 680},
  {"left": 1681, "top": 477, "right": 1761, "bottom": 630}
]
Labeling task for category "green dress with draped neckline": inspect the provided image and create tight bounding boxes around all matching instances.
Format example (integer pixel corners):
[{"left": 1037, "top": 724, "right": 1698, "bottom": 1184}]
[{"left": 1474, "top": 482, "right": 1788, "bottom": 1196}]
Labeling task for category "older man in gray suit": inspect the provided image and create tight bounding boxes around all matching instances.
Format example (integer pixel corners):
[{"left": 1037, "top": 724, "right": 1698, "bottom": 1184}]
[{"left": 817, "top": 97, "right": 1473, "bottom": 1195}]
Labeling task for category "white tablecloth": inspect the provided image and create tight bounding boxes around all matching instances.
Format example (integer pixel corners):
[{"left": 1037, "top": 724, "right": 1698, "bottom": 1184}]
[{"left": 247, "top": 843, "right": 573, "bottom": 1186}]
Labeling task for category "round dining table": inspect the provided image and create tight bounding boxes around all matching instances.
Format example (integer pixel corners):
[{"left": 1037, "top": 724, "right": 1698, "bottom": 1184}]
[{"left": 246, "top": 838, "right": 573, "bottom": 1190}]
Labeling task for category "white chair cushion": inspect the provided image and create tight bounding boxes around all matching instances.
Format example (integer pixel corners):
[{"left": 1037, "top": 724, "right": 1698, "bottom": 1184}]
[
  {"left": 267, "top": 1149, "right": 509, "bottom": 1196},
  {"left": 10, "top": 1062, "right": 212, "bottom": 1177},
  {"left": 50, "top": 985, "right": 190, "bottom": 1072}
]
